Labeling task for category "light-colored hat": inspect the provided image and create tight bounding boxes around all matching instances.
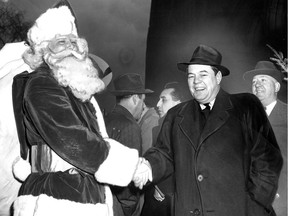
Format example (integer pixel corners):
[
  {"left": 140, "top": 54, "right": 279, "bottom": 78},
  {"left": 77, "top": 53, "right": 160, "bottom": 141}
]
[
  {"left": 243, "top": 61, "right": 283, "bottom": 83},
  {"left": 27, "top": 0, "right": 78, "bottom": 47}
]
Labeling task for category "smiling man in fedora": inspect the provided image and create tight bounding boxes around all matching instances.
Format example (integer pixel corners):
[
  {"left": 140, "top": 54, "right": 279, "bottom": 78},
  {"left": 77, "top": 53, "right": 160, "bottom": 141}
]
[
  {"left": 105, "top": 73, "right": 153, "bottom": 216},
  {"left": 244, "top": 61, "right": 287, "bottom": 216},
  {"left": 132, "top": 44, "right": 282, "bottom": 216}
]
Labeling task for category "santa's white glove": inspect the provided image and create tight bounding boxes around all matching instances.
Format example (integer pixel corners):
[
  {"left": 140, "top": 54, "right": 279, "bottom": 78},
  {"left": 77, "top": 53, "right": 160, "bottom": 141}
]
[{"left": 133, "top": 157, "right": 152, "bottom": 189}]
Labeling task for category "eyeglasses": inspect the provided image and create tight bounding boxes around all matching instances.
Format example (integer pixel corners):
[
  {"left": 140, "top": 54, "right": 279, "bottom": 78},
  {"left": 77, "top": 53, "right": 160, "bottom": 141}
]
[{"left": 47, "top": 34, "right": 78, "bottom": 54}]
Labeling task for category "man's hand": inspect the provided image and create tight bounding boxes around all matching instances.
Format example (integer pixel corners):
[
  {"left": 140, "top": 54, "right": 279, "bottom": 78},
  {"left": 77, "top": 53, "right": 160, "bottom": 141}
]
[
  {"left": 133, "top": 157, "right": 152, "bottom": 189},
  {"left": 154, "top": 185, "right": 165, "bottom": 202}
]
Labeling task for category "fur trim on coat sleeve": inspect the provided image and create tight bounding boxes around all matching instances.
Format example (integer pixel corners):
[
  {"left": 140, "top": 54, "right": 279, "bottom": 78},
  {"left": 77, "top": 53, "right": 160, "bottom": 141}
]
[
  {"left": 95, "top": 138, "right": 139, "bottom": 187},
  {"left": 13, "top": 194, "right": 110, "bottom": 216}
]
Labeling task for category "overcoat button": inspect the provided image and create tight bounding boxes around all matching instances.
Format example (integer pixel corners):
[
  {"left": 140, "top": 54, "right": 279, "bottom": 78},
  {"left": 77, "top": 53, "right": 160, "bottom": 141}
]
[
  {"left": 197, "top": 174, "right": 203, "bottom": 182},
  {"left": 194, "top": 209, "right": 200, "bottom": 215},
  {"left": 189, "top": 209, "right": 201, "bottom": 215}
]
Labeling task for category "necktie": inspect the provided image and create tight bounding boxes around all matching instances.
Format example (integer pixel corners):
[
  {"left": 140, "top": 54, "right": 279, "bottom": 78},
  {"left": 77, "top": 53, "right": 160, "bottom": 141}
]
[
  {"left": 202, "top": 103, "right": 210, "bottom": 120},
  {"left": 199, "top": 103, "right": 210, "bottom": 132}
]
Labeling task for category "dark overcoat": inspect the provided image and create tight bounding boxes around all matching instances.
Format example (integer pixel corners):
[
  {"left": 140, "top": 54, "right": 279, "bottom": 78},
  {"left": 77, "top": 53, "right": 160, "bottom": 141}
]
[
  {"left": 105, "top": 105, "right": 142, "bottom": 154},
  {"left": 105, "top": 105, "right": 142, "bottom": 216},
  {"left": 145, "top": 89, "right": 283, "bottom": 216}
]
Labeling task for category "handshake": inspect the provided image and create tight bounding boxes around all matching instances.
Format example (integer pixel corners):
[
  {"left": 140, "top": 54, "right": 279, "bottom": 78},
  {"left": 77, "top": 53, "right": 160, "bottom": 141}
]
[{"left": 133, "top": 157, "right": 153, "bottom": 189}]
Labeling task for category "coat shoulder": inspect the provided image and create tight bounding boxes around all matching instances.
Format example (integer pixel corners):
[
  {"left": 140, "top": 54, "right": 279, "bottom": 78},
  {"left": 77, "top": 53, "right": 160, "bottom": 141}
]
[
  {"left": 169, "top": 100, "right": 192, "bottom": 112},
  {"left": 229, "top": 92, "right": 263, "bottom": 110}
]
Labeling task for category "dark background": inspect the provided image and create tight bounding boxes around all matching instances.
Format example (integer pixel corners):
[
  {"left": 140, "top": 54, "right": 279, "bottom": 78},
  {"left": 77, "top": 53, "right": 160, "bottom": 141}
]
[
  {"left": 145, "top": 0, "right": 287, "bottom": 106},
  {"left": 4, "top": 0, "right": 287, "bottom": 111}
]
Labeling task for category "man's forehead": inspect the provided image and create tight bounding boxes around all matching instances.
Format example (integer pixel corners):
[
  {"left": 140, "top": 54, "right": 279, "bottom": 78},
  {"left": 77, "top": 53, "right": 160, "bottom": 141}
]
[
  {"left": 188, "top": 64, "right": 212, "bottom": 72},
  {"left": 160, "top": 88, "right": 174, "bottom": 96},
  {"left": 253, "top": 74, "right": 275, "bottom": 81}
]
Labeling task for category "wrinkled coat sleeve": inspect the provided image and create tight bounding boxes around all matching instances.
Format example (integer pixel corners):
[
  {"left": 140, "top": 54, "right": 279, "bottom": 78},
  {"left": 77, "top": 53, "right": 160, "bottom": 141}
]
[
  {"left": 23, "top": 73, "right": 109, "bottom": 174},
  {"left": 144, "top": 111, "right": 175, "bottom": 184},
  {"left": 242, "top": 95, "right": 283, "bottom": 208}
]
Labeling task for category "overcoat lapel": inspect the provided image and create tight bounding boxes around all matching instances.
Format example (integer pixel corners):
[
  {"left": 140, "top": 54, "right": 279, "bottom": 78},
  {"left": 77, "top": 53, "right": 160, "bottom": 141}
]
[
  {"left": 178, "top": 89, "right": 233, "bottom": 150},
  {"left": 199, "top": 89, "right": 233, "bottom": 145},
  {"left": 178, "top": 100, "right": 203, "bottom": 150}
]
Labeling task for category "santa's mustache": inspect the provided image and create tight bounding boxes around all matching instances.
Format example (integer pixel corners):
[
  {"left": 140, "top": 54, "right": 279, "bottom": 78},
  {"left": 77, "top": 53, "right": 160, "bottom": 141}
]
[
  {"left": 44, "top": 50, "right": 88, "bottom": 66},
  {"left": 46, "top": 49, "right": 87, "bottom": 65}
]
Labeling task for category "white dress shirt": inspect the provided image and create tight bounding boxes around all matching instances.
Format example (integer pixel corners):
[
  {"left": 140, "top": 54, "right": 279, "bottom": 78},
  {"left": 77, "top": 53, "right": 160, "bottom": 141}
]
[
  {"left": 199, "top": 98, "right": 216, "bottom": 110},
  {"left": 265, "top": 100, "right": 277, "bottom": 116}
]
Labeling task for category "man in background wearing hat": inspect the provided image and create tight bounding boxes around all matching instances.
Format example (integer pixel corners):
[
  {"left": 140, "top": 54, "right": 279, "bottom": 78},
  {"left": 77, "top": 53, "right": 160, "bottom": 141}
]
[
  {"left": 243, "top": 61, "right": 287, "bottom": 216},
  {"left": 105, "top": 73, "right": 153, "bottom": 216},
  {"left": 133, "top": 44, "right": 282, "bottom": 216},
  {"left": 11, "top": 1, "right": 141, "bottom": 216}
]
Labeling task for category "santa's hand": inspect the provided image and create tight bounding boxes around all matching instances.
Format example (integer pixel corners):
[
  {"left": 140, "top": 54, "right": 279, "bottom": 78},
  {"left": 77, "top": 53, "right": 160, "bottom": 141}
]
[{"left": 133, "top": 157, "right": 152, "bottom": 189}]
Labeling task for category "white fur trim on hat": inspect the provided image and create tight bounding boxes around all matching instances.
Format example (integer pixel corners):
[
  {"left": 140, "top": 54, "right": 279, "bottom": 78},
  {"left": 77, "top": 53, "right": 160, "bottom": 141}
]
[
  {"left": 27, "top": 5, "right": 78, "bottom": 47},
  {"left": 95, "top": 138, "right": 139, "bottom": 187}
]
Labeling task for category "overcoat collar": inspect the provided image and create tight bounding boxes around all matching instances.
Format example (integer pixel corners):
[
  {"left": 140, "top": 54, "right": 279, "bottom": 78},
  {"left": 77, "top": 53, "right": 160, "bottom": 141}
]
[
  {"left": 112, "top": 104, "right": 135, "bottom": 122},
  {"left": 178, "top": 89, "right": 233, "bottom": 150}
]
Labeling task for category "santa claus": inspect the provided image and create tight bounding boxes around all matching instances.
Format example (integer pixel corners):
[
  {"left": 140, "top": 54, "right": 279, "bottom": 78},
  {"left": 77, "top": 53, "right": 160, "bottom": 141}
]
[{"left": 7, "top": 1, "right": 141, "bottom": 215}]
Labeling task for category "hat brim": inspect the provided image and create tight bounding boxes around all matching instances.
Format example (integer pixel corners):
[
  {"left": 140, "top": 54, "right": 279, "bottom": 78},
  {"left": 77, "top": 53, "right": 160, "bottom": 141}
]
[
  {"left": 109, "top": 89, "right": 154, "bottom": 96},
  {"left": 177, "top": 62, "right": 230, "bottom": 76},
  {"left": 243, "top": 69, "right": 283, "bottom": 83}
]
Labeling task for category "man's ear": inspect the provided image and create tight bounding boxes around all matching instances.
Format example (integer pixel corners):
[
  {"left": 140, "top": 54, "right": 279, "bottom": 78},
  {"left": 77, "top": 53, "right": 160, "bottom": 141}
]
[
  {"left": 216, "top": 71, "right": 222, "bottom": 84},
  {"left": 132, "top": 94, "right": 138, "bottom": 105},
  {"left": 275, "top": 82, "right": 281, "bottom": 93}
]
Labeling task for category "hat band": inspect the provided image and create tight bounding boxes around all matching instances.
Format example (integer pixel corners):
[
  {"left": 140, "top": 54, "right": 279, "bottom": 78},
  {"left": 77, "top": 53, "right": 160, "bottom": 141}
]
[
  {"left": 115, "top": 86, "right": 145, "bottom": 91},
  {"left": 189, "top": 57, "right": 221, "bottom": 65}
]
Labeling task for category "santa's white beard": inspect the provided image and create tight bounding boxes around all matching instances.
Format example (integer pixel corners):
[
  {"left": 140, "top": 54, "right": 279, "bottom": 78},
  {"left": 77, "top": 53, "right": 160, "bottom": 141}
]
[{"left": 45, "top": 54, "right": 105, "bottom": 102}]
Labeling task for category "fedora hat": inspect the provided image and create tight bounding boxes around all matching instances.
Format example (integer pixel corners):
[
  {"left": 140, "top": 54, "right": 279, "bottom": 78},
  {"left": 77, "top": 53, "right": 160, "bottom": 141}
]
[
  {"left": 243, "top": 61, "right": 283, "bottom": 83},
  {"left": 110, "top": 73, "right": 153, "bottom": 96},
  {"left": 177, "top": 44, "right": 230, "bottom": 76}
]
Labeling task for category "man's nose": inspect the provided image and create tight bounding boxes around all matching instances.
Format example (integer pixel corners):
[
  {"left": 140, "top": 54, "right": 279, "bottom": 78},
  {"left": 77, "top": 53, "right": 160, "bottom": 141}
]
[
  {"left": 193, "top": 75, "right": 201, "bottom": 83},
  {"left": 254, "top": 80, "right": 262, "bottom": 87},
  {"left": 156, "top": 101, "right": 161, "bottom": 108},
  {"left": 67, "top": 40, "right": 76, "bottom": 49}
]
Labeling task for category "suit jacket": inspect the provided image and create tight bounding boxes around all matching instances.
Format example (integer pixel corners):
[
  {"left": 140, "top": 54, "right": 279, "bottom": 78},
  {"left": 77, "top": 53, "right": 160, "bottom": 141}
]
[
  {"left": 105, "top": 105, "right": 142, "bottom": 216},
  {"left": 269, "top": 100, "right": 287, "bottom": 216},
  {"left": 144, "top": 89, "right": 283, "bottom": 216},
  {"left": 138, "top": 107, "right": 159, "bottom": 154}
]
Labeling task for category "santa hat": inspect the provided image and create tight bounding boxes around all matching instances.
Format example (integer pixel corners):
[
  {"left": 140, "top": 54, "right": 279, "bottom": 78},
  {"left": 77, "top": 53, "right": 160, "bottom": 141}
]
[{"left": 27, "top": 0, "right": 78, "bottom": 47}]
